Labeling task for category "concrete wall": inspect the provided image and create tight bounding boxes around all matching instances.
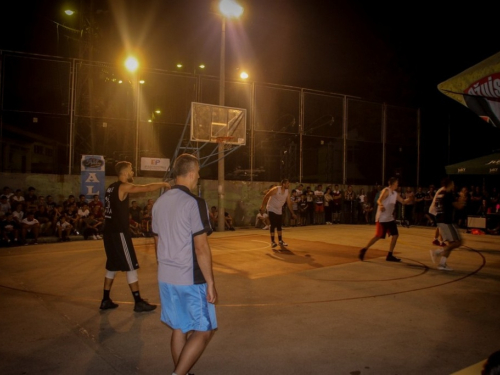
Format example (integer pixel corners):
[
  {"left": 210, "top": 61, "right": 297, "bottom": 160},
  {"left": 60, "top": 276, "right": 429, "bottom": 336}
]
[{"left": 0, "top": 173, "right": 375, "bottom": 226}]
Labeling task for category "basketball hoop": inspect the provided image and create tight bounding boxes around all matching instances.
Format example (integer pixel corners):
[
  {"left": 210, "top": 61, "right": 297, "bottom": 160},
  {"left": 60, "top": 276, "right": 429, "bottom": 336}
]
[
  {"left": 215, "top": 136, "right": 235, "bottom": 143},
  {"left": 215, "top": 136, "right": 236, "bottom": 149}
]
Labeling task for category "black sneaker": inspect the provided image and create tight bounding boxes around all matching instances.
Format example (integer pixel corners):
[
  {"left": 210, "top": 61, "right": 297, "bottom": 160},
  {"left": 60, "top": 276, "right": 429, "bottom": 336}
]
[
  {"left": 359, "top": 248, "right": 367, "bottom": 261},
  {"left": 134, "top": 299, "right": 157, "bottom": 312},
  {"left": 386, "top": 254, "right": 401, "bottom": 262},
  {"left": 100, "top": 299, "right": 119, "bottom": 310}
]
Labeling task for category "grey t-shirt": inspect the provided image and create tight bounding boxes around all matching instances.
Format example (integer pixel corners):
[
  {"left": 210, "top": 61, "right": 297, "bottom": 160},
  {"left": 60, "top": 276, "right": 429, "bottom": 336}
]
[{"left": 152, "top": 185, "right": 212, "bottom": 285}]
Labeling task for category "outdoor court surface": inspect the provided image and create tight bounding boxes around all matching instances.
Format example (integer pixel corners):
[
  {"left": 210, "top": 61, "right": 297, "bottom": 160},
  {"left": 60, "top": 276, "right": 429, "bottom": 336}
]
[{"left": 1, "top": 224, "right": 499, "bottom": 375}]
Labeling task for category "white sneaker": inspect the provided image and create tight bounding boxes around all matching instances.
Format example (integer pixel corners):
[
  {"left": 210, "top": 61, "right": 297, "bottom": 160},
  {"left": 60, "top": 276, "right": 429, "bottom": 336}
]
[
  {"left": 263, "top": 225, "right": 269, "bottom": 230},
  {"left": 438, "top": 264, "right": 453, "bottom": 271},
  {"left": 279, "top": 240, "right": 288, "bottom": 246},
  {"left": 92, "top": 235, "right": 97, "bottom": 240},
  {"left": 96, "top": 235, "right": 102, "bottom": 239}
]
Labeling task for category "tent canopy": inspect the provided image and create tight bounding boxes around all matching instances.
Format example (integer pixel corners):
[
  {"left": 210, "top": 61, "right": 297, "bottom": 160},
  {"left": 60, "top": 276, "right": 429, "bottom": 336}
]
[
  {"left": 438, "top": 51, "right": 500, "bottom": 128},
  {"left": 445, "top": 153, "right": 500, "bottom": 175}
]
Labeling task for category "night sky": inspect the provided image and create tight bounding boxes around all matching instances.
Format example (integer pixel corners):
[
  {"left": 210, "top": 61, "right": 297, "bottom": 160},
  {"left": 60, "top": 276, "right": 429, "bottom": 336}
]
[{"left": 1, "top": 0, "right": 499, "bottom": 184}]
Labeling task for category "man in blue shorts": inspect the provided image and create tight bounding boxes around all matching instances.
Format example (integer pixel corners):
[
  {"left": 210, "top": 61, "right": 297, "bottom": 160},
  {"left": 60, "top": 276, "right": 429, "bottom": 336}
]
[
  {"left": 152, "top": 153, "right": 217, "bottom": 375},
  {"left": 359, "top": 177, "right": 409, "bottom": 262}
]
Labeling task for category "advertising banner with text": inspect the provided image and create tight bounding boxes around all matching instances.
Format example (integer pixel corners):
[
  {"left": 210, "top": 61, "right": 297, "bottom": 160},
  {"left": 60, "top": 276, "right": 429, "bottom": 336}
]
[
  {"left": 81, "top": 155, "right": 106, "bottom": 204},
  {"left": 141, "top": 157, "right": 170, "bottom": 172}
]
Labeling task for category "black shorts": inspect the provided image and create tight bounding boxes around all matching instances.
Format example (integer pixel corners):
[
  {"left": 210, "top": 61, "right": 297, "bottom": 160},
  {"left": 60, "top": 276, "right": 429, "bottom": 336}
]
[{"left": 103, "top": 232, "right": 139, "bottom": 271}]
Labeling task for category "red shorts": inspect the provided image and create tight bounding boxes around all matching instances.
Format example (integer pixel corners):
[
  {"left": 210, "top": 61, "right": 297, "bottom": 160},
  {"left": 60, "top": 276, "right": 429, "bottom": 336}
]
[
  {"left": 315, "top": 204, "right": 324, "bottom": 213},
  {"left": 375, "top": 221, "right": 398, "bottom": 239}
]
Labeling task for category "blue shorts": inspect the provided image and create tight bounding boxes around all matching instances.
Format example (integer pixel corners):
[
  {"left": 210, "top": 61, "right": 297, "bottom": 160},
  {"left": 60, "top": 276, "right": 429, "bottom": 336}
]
[{"left": 159, "top": 282, "right": 217, "bottom": 334}]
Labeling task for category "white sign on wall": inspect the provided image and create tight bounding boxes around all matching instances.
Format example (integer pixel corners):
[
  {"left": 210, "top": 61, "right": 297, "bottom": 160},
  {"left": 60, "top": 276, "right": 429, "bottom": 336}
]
[{"left": 141, "top": 157, "right": 170, "bottom": 171}]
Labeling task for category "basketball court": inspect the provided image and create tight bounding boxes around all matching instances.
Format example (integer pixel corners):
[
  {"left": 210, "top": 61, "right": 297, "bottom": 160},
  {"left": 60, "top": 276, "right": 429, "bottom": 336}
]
[{"left": 1, "top": 224, "right": 499, "bottom": 374}]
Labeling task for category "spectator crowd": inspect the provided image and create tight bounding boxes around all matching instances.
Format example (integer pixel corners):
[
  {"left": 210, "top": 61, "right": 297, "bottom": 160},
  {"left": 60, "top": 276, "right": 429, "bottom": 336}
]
[
  {"left": 0, "top": 186, "right": 158, "bottom": 247},
  {"left": 254, "top": 182, "right": 500, "bottom": 233},
  {"left": 2, "top": 181, "right": 499, "bottom": 247}
]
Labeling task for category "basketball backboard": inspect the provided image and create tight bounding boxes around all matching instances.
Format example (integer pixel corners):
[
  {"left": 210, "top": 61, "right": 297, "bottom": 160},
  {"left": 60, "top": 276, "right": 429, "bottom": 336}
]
[{"left": 191, "top": 102, "right": 246, "bottom": 145}]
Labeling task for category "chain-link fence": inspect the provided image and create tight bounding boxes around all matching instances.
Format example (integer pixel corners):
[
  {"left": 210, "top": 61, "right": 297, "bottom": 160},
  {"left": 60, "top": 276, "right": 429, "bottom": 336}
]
[{"left": 0, "top": 51, "right": 419, "bottom": 186}]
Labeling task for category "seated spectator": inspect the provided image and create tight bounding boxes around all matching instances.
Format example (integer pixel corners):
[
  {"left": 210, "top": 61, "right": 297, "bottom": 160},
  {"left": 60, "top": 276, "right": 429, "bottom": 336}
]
[
  {"left": 12, "top": 203, "right": 24, "bottom": 228},
  {"left": 56, "top": 216, "right": 73, "bottom": 242},
  {"left": 83, "top": 213, "right": 103, "bottom": 240},
  {"left": 209, "top": 206, "right": 218, "bottom": 229},
  {"left": 21, "top": 211, "right": 40, "bottom": 245},
  {"left": 225, "top": 211, "right": 235, "bottom": 231},
  {"left": 35, "top": 204, "right": 52, "bottom": 236},
  {"left": 142, "top": 203, "right": 153, "bottom": 236},
  {"left": 129, "top": 200, "right": 143, "bottom": 223},
  {"left": 36, "top": 195, "right": 46, "bottom": 208},
  {"left": 76, "top": 194, "right": 88, "bottom": 208},
  {"left": 88, "top": 194, "right": 103, "bottom": 213},
  {"left": 24, "top": 187, "right": 38, "bottom": 212},
  {"left": 1, "top": 212, "right": 18, "bottom": 245},
  {"left": 11, "top": 189, "right": 25, "bottom": 210},
  {"left": 45, "top": 195, "right": 56, "bottom": 213},
  {"left": 255, "top": 208, "right": 270, "bottom": 229},
  {"left": 77, "top": 203, "right": 91, "bottom": 233},
  {"left": 62, "top": 195, "right": 76, "bottom": 210},
  {"left": 129, "top": 214, "right": 144, "bottom": 237},
  {"left": 0, "top": 195, "right": 11, "bottom": 216},
  {"left": 143, "top": 198, "right": 154, "bottom": 212},
  {"left": 2, "top": 186, "right": 13, "bottom": 201},
  {"left": 50, "top": 205, "right": 65, "bottom": 229},
  {"left": 65, "top": 204, "right": 81, "bottom": 234},
  {"left": 91, "top": 205, "right": 105, "bottom": 224},
  {"left": 78, "top": 203, "right": 91, "bottom": 219}
]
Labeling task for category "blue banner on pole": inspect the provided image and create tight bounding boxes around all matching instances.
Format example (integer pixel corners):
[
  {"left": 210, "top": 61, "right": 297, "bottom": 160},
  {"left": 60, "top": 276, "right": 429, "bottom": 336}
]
[{"left": 81, "top": 155, "right": 106, "bottom": 204}]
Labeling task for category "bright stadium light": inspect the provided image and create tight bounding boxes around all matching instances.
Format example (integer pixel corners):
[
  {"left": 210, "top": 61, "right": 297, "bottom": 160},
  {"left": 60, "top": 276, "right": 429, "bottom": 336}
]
[
  {"left": 219, "top": 0, "right": 244, "bottom": 18},
  {"left": 124, "top": 56, "right": 139, "bottom": 72}
]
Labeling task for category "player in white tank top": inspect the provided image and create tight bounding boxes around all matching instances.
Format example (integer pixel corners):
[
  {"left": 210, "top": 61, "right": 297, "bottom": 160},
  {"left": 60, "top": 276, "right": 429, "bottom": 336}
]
[
  {"left": 358, "top": 177, "right": 409, "bottom": 263},
  {"left": 261, "top": 179, "right": 297, "bottom": 249},
  {"left": 376, "top": 188, "right": 398, "bottom": 223}
]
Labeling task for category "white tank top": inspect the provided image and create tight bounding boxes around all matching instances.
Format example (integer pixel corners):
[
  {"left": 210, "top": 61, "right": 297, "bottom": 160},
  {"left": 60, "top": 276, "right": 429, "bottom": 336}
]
[
  {"left": 267, "top": 186, "right": 289, "bottom": 215},
  {"left": 376, "top": 188, "right": 397, "bottom": 222}
]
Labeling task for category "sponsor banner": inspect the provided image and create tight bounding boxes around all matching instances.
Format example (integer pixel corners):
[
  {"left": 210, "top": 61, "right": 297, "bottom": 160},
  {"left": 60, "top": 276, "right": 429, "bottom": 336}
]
[
  {"left": 81, "top": 155, "right": 106, "bottom": 203},
  {"left": 141, "top": 157, "right": 170, "bottom": 171},
  {"left": 438, "top": 51, "right": 500, "bottom": 128}
]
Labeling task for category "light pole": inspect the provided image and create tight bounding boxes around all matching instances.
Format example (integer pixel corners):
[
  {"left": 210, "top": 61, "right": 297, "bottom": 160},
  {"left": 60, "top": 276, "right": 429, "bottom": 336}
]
[
  {"left": 217, "top": 0, "right": 243, "bottom": 231},
  {"left": 124, "top": 56, "right": 141, "bottom": 174}
]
